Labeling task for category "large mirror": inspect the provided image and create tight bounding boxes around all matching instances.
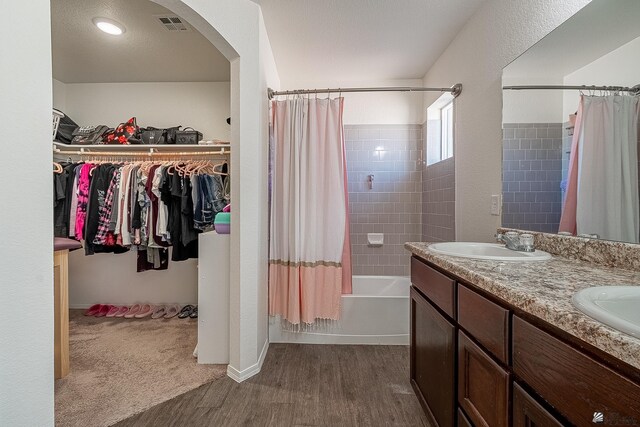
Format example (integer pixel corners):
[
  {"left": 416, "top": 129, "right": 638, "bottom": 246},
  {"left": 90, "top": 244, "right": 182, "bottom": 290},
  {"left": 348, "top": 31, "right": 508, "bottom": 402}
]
[{"left": 501, "top": 0, "right": 640, "bottom": 243}]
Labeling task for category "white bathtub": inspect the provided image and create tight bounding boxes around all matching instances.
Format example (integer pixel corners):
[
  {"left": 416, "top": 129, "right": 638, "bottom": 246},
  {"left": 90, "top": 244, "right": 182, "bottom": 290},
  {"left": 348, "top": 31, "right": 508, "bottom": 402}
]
[{"left": 268, "top": 276, "right": 410, "bottom": 345}]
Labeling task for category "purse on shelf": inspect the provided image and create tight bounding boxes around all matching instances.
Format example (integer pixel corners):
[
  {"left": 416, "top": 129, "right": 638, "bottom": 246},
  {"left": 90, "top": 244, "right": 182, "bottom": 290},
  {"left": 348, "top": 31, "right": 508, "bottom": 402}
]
[
  {"left": 71, "top": 125, "right": 109, "bottom": 145},
  {"left": 103, "top": 117, "right": 140, "bottom": 145},
  {"left": 139, "top": 127, "right": 165, "bottom": 144},
  {"left": 164, "top": 126, "right": 182, "bottom": 144},
  {"left": 175, "top": 127, "right": 203, "bottom": 145}
]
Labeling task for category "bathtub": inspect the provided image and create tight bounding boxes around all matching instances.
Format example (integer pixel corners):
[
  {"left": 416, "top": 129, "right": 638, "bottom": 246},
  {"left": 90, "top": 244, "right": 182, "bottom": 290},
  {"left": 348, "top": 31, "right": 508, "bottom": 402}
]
[{"left": 268, "top": 275, "right": 410, "bottom": 345}]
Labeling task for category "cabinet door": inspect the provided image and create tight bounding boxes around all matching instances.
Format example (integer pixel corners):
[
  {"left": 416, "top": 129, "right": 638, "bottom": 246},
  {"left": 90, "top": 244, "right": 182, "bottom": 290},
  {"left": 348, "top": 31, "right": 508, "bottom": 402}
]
[
  {"left": 458, "top": 331, "right": 510, "bottom": 427},
  {"left": 410, "top": 287, "right": 456, "bottom": 427},
  {"left": 513, "top": 382, "right": 563, "bottom": 427}
]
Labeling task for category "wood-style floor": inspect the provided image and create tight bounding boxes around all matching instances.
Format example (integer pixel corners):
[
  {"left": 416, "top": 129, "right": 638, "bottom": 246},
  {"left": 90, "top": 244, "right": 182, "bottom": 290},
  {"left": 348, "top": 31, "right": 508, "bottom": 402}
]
[{"left": 115, "top": 344, "right": 431, "bottom": 427}]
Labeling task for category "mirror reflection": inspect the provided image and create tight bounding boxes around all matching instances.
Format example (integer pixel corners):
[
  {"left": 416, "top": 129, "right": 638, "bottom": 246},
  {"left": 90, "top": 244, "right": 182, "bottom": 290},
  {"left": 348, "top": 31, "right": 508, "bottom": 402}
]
[{"left": 501, "top": 0, "right": 640, "bottom": 243}]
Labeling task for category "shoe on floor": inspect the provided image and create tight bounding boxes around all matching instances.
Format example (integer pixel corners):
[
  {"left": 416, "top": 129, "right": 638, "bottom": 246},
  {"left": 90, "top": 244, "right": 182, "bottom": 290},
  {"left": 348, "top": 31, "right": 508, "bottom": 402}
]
[
  {"left": 124, "top": 304, "right": 141, "bottom": 319},
  {"left": 84, "top": 304, "right": 103, "bottom": 316},
  {"left": 151, "top": 305, "right": 167, "bottom": 319},
  {"left": 95, "top": 305, "right": 112, "bottom": 317},
  {"left": 114, "top": 306, "right": 129, "bottom": 318},
  {"left": 105, "top": 305, "right": 121, "bottom": 318},
  {"left": 177, "top": 305, "right": 195, "bottom": 319},
  {"left": 135, "top": 304, "right": 155, "bottom": 319},
  {"left": 189, "top": 306, "right": 198, "bottom": 319},
  {"left": 163, "top": 304, "right": 181, "bottom": 319}
]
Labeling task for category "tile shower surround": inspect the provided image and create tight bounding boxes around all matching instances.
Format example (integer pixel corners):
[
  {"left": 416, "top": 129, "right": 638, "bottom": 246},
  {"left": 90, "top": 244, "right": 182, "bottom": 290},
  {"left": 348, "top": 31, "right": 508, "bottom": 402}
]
[
  {"left": 502, "top": 122, "right": 563, "bottom": 233},
  {"left": 422, "top": 156, "right": 455, "bottom": 243},
  {"left": 345, "top": 124, "right": 422, "bottom": 276}
]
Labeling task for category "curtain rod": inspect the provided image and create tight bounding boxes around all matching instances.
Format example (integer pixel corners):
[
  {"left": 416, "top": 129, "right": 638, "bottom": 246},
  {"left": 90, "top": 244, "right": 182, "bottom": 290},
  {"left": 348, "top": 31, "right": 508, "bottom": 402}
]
[
  {"left": 503, "top": 84, "right": 640, "bottom": 94},
  {"left": 267, "top": 83, "right": 462, "bottom": 100}
]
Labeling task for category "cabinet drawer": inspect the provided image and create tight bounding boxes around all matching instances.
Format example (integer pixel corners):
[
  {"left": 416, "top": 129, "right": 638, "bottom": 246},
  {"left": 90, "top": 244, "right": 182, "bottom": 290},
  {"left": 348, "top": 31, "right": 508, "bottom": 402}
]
[
  {"left": 458, "top": 284, "right": 509, "bottom": 364},
  {"left": 513, "top": 382, "right": 563, "bottom": 427},
  {"left": 410, "top": 287, "right": 456, "bottom": 427},
  {"left": 457, "top": 408, "right": 473, "bottom": 427},
  {"left": 458, "top": 331, "right": 510, "bottom": 427},
  {"left": 411, "top": 256, "right": 455, "bottom": 317},
  {"left": 513, "top": 316, "right": 640, "bottom": 427}
]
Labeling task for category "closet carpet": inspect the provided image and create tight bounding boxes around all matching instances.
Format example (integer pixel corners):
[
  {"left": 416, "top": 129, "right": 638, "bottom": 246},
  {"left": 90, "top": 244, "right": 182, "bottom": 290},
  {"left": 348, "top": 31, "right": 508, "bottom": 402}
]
[{"left": 55, "top": 310, "right": 227, "bottom": 427}]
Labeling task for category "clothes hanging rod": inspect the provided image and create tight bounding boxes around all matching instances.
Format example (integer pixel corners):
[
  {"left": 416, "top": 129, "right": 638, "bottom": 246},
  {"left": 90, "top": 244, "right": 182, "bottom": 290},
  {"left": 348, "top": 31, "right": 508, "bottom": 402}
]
[
  {"left": 502, "top": 84, "right": 640, "bottom": 94},
  {"left": 53, "top": 148, "right": 229, "bottom": 157},
  {"left": 267, "top": 83, "right": 462, "bottom": 100}
]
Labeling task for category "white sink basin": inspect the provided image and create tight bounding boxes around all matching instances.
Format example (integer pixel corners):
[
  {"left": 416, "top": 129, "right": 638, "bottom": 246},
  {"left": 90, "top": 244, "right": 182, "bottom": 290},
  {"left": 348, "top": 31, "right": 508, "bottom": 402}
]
[
  {"left": 427, "top": 242, "right": 552, "bottom": 261},
  {"left": 572, "top": 286, "right": 640, "bottom": 338}
]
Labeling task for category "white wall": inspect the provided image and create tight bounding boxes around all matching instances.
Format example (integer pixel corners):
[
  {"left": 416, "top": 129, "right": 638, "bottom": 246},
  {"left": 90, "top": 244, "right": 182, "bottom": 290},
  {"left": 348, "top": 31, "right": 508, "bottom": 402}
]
[
  {"left": 60, "top": 81, "right": 231, "bottom": 141},
  {"left": 422, "top": 0, "right": 591, "bottom": 242},
  {"left": 501, "top": 75, "right": 564, "bottom": 123},
  {"left": 154, "top": 0, "right": 280, "bottom": 381},
  {"left": 67, "top": 251, "right": 198, "bottom": 308},
  {"left": 0, "top": 1, "right": 54, "bottom": 426},
  {"left": 52, "top": 78, "right": 66, "bottom": 112},
  {"left": 257, "top": 11, "right": 280, "bottom": 364},
  {"left": 563, "top": 35, "right": 640, "bottom": 118}
]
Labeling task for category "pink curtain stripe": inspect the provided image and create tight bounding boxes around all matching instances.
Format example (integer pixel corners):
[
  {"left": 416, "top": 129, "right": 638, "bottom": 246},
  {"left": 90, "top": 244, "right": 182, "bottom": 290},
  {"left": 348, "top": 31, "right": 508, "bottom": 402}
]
[{"left": 558, "top": 97, "right": 584, "bottom": 235}]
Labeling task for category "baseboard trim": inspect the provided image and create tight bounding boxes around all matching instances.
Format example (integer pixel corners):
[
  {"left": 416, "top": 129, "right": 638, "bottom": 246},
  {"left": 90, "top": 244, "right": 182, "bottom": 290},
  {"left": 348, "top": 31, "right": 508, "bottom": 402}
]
[{"left": 226, "top": 339, "right": 269, "bottom": 383}]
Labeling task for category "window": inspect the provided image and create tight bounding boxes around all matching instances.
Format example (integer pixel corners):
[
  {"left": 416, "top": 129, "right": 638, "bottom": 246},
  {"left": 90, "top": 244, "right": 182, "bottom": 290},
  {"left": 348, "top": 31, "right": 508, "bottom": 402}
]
[{"left": 426, "top": 94, "right": 455, "bottom": 166}]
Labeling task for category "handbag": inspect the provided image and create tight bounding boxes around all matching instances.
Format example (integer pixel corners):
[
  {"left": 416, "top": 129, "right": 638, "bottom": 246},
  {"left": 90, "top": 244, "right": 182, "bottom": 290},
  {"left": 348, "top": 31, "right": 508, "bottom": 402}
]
[
  {"left": 164, "top": 126, "right": 181, "bottom": 144},
  {"left": 71, "top": 125, "right": 109, "bottom": 145},
  {"left": 140, "top": 127, "right": 165, "bottom": 144},
  {"left": 103, "top": 117, "right": 140, "bottom": 145},
  {"left": 175, "top": 127, "right": 203, "bottom": 145},
  {"left": 55, "top": 112, "right": 79, "bottom": 144}
]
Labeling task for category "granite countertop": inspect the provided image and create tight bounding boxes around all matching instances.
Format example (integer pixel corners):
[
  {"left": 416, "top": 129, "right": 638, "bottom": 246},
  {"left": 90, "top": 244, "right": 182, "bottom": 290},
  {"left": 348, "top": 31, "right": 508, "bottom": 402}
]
[{"left": 405, "top": 242, "right": 640, "bottom": 371}]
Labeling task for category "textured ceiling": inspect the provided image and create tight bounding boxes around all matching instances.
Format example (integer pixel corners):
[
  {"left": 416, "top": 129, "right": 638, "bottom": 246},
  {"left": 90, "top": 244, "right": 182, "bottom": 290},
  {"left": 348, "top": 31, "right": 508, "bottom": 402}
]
[
  {"left": 256, "top": 0, "right": 486, "bottom": 86},
  {"left": 504, "top": 0, "right": 640, "bottom": 79},
  {"left": 51, "top": 0, "right": 230, "bottom": 83}
]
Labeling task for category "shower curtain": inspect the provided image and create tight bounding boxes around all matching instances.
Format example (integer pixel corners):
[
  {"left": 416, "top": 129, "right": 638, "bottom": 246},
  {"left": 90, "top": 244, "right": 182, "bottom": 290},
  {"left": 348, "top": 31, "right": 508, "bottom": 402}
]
[
  {"left": 269, "top": 96, "right": 352, "bottom": 325},
  {"left": 559, "top": 95, "right": 640, "bottom": 242}
]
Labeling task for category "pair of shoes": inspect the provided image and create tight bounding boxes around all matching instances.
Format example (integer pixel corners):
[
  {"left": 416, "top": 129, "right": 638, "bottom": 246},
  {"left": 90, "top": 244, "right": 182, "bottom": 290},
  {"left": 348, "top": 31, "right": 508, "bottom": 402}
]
[
  {"left": 150, "top": 304, "right": 181, "bottom": 319},
  {"left": 123, "top": 304, "right": 155, "bottom": 319},
  {"left": 84, "top": 304, "right": 113, "bottom": 317},
  {"left": 177, "top": 305, "right": 198, "bottom": 319}
]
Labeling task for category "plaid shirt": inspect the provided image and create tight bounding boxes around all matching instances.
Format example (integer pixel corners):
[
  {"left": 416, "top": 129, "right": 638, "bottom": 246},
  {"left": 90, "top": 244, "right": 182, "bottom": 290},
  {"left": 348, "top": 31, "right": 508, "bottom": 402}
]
[{"left": 93, "top": 168, "right": 118, "bottom": 245}]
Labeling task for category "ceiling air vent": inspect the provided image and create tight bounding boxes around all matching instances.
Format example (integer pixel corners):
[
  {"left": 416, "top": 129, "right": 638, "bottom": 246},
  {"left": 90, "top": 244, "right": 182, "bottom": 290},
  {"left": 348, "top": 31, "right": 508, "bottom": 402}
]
[{"left": 154, "top": 15, "right": 190, "bottom": 32}]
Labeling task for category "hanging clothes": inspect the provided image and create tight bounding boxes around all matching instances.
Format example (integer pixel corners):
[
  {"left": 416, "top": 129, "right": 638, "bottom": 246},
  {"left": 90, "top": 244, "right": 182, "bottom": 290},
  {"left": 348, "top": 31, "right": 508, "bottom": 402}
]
[{"left": 53, "top": 159, "right": 230, "bottom": 272}]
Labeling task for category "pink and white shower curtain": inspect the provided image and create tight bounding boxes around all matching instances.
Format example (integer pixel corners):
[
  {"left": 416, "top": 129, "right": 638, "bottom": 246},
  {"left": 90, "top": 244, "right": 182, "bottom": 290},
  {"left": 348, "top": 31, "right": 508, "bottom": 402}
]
[
  {"left": 269, "top": 97, "right": 352, "bottom": 325},
  {"left": 559, "top": 94, "right": 640, "bottom": 242}
]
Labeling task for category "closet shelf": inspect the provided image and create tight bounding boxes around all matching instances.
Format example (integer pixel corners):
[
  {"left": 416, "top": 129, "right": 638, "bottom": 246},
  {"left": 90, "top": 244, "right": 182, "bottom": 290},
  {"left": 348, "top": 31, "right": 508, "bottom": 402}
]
[{"left": 53, "top": 141, "right": 230, "bottom": 156}]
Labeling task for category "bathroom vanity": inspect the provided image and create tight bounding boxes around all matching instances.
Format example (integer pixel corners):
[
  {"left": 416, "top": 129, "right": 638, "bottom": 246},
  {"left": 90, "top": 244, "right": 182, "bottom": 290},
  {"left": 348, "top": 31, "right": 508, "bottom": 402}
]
[{"left": 406, "top": 242, "right": 640, "bottom": 427}]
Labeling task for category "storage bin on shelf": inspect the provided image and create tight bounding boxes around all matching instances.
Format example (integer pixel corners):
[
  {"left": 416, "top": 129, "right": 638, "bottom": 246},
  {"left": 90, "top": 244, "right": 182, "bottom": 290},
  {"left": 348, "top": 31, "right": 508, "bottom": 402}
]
[{"left": 214, "top": 212, "right": 230, "bottom": 234}]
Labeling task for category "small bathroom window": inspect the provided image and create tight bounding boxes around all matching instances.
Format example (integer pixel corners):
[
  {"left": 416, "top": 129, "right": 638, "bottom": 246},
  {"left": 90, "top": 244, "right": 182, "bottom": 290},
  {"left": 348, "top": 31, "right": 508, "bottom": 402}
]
[{"left": 426, "top": 93, "right": 455, "bottom": 165}]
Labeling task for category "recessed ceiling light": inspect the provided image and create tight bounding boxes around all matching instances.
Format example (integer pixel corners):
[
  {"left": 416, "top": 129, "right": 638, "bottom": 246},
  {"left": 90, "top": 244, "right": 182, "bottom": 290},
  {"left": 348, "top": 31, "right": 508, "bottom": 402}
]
[{"left": 92, "top": 17, "right": 125, "bottom": 36}]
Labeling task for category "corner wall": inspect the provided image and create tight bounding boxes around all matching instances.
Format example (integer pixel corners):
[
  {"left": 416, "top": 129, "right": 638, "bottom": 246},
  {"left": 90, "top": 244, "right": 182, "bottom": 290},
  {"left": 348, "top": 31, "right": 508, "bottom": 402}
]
[
  {"left": 0, "top": 0, "right": 54, "bottom": 425},
  {"left": 421, "top": 0, "right": 591, "bottom": 242}
]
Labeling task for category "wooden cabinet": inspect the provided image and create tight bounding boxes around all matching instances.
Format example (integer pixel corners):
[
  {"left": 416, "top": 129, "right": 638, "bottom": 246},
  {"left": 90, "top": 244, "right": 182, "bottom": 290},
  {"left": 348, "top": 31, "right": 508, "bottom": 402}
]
[
  {"left": 410, "top": 287, "right": 456, "bottom": 427},
  {"left": 458, "top": 331, "right": 510, "bottom": 427},
  {"left": 410, "top": 255, "right": 640, "bottom": 427},
  {"left": 513, "top": 316, "right": 640, "bottom": 426},
  {"left": 512, "top": 382, "right": 563, "bottom": 427}
]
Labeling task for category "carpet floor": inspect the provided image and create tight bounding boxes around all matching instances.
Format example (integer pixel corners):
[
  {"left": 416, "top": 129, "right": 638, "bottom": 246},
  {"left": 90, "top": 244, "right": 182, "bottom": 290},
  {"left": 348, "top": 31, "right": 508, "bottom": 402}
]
[{"left": 55, "top": 310, "right": 227, "bottom": 427}]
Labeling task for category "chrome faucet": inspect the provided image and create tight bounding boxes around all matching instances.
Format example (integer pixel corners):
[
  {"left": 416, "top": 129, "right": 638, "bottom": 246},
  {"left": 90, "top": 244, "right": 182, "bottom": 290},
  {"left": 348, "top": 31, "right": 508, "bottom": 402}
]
[{"left": 495, "top": 232, "right": 535, "bottom": 252}]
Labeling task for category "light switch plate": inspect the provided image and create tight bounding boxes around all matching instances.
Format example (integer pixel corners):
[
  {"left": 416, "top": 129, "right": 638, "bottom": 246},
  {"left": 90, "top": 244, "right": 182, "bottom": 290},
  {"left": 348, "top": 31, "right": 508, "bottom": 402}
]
[{"left": 491, "top": 194, "right": 501, "bottom": 216}]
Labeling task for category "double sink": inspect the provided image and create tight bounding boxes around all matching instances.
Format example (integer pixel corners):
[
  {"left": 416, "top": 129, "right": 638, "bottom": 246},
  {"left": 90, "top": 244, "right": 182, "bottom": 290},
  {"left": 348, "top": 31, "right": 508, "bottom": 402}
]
[{"left": 427, "top": 242, "right": 640, "bottom": 339}]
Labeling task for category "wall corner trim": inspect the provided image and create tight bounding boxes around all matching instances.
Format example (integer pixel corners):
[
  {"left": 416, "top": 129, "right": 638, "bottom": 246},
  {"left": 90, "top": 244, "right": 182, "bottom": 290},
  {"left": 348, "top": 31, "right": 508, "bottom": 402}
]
[{"left": 226, "top": 339, "right": 269, "bottom": 383}]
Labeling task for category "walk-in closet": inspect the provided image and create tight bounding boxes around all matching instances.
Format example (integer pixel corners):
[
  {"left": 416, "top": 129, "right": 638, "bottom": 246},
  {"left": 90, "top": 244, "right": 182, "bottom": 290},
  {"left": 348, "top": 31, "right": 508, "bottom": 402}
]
[{"left": 51, "top": 0, "right": 232, "bottom": 424}]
